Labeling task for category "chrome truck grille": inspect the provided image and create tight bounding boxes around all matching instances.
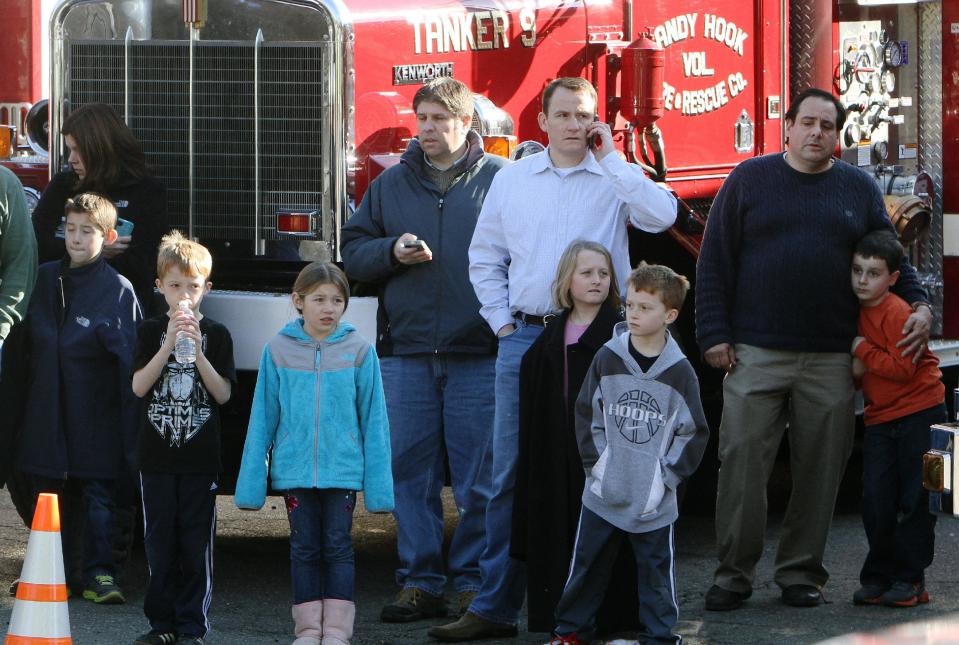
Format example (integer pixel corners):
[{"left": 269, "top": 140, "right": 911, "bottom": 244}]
[{"left": 68, "top": 39, "right": 329, "bottom": 243}]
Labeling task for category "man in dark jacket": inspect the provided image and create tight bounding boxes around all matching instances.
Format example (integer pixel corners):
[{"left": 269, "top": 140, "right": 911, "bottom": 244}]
[{"left": 341, "top": 78, "right": 508, "bottom": 622}]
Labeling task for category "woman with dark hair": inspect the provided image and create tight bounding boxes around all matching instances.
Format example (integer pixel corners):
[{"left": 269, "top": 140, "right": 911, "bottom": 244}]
[{"left": 33, "top": 103, "right": 168, "bottom": 311}]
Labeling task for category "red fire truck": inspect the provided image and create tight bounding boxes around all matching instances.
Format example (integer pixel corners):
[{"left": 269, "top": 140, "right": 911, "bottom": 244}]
[{"left": 2, "top": 0, "right": 957, "bottom": 494}]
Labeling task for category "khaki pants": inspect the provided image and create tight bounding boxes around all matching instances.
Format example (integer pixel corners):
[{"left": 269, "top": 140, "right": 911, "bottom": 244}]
[{"left": 713, "top": 344, "right": 855, "bottom": 592}]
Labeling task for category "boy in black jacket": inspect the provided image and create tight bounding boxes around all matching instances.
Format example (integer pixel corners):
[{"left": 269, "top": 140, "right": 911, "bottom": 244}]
[
  {"left": 549, "top": 264, "right": 709, "bottom": 645},
  {"left": 14, "top": 193, "right": 141, "bottom": 603}
]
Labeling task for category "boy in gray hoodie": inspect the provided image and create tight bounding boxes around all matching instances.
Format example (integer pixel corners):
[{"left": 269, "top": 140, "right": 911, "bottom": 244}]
[{"left": 549, "top": 264, "right": 709, "bottom": 645}]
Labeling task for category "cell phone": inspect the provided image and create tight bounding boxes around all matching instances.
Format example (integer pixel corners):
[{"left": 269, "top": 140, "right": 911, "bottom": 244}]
[
  {"left": 115, "top": 217, "right": 135, "bottom": 237},
  {"left": 589, "top": 115, "right": 601, "bottom": 150},
  {"left": 402, "top": 239, "right": 426, "bottom": 251}
]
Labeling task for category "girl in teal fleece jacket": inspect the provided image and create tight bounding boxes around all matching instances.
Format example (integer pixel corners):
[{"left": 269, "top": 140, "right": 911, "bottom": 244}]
[{"left": 235, "top": 262, "right": 393, "bottom": 645}]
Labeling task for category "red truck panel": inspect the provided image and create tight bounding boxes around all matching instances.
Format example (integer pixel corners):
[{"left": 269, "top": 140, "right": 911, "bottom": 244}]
[
  {"left": 349, "top": 0, "right": 781, "bottom": 202},
  {"left": 0, "top": 0, "right": 42, "bottom": 104}
]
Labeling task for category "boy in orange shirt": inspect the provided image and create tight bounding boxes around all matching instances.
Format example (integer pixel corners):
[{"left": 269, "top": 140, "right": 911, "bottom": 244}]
[{"left": 850, "top": 229, "right": 944, "bottom": 608}]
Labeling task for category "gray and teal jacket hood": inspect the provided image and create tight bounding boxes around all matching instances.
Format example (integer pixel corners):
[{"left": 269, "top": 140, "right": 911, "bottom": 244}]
[
  {"left": 575, "top": 322, "right": 709, "bottom": 533},
  {"left": 235, "top": 319, "right": 394, "bottom": 513},
  {"left": 340, "top": 129, "right": 508, "bottom": 356}
]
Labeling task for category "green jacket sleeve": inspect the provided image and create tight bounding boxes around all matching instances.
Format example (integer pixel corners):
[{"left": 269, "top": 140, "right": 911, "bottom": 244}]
[{"left": 0, "top": 168, "right": 38, "bottom": 341}]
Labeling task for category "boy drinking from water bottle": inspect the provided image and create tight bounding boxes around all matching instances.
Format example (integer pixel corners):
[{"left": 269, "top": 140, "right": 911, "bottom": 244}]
[{"left": 131, "top": 231, "right": 236, "bottom": 645}]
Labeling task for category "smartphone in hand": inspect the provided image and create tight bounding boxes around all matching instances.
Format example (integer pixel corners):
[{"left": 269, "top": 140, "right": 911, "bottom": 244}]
[
  {"left": 589, "top": 115, "right": 601, "bottom": 150},
  {"left": 115, "top": 217, "right": 135, "bottom": 237},
  {"left": 402, "top": 239, "right": 427, "bottom": 251}
]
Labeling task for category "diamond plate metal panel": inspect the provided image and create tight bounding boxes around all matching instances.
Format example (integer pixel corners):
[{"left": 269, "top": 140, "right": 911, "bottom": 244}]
[
  {"left": 789, "top": 0, "right": 817, "bottom": 98},
  {"left": 918, "top": 2, "right": 944, "bottom": 334}
]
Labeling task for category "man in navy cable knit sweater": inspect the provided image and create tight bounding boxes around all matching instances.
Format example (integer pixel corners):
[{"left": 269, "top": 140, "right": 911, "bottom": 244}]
[{"left": 695, "top": 88, "right": 933, "bottom": 611}]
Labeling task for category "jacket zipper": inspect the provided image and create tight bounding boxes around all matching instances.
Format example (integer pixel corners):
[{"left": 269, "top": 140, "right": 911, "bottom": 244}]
[
  {"left": 58, "top": 273, "right": 68, "bottom": 479},
  {"left": 57, "top": 276, "right": 66, "bottom": 327},
  {"left": 412, "top": 159, "right": 474, "bottom": 355},
  {"left": 314, "top": 343, "right": 321, "bottom": 487},
  {"left": 431, "top": 169, "right": 472, "bottom": 354},
  {"left": 434, "top": 196, "right": 444, "bottom": 354}
]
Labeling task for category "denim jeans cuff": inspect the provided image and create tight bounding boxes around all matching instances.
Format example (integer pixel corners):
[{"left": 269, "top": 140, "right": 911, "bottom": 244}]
[
  {"left": 404, "top": 582, "right": 444, "bottom": 598},
  {"left": 453, "top": 583, "right": 481, "bottom": 594}
]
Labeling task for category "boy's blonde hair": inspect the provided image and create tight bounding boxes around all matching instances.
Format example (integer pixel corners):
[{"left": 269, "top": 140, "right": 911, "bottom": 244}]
[
  {"left": 292, "top": 262, "right": 350, "bottom": 314},
  {"left": 156, "top": 230, "right": 213, "bottom": 279},
  {"left": 551, "top": 239, "right": 621, "bottom": 311},
  {"left": 627, "top": 262, "right": 690, "bottom": 312},
  {"left": 64, "top": 193, "right": 117, "bottom": 234}
]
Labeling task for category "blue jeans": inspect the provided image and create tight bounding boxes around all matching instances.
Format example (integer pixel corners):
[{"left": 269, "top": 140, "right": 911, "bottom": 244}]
[
  {"left": 28, "top": 475, "right": 117, "bottom": 585},
  {"left": 285, "top": 488, "right": 356, "bottom": 603},
  {"left": 78, "top": 479, "right": 118, "bottom": 583},
  {"left": 380, "top": 354, "right": 495, "bottom": 596},
  {"left": 470, "top": 322, "right": 543, "bottom": 624},
  {"left": 860, "top": 403, "right": 945, "bottom": 587}
]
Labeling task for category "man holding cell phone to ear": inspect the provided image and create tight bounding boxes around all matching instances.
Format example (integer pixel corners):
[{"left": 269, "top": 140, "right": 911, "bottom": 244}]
[
  {"left": 341, "top": 78, "right": 509, "bottom": 624},
  {"left": 432, "top": 76, "right": 677, "bottom": 642}
]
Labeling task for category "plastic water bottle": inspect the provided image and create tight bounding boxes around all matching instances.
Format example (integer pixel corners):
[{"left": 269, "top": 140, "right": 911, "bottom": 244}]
[{"left": 174, "top": 300, "right": 196, "bottom": 364}]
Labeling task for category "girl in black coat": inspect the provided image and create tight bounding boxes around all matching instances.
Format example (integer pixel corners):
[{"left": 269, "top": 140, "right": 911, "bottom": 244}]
[{"left": 512, "top": 240, "right": 638, "bottom": 635}]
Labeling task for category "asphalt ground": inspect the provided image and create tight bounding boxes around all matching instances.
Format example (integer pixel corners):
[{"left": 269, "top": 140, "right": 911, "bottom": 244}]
[{"left": 2, "top": 491, "right": 959, "bottom": 645}]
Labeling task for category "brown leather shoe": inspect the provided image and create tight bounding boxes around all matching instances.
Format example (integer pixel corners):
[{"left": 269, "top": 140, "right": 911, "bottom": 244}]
[
  {"left": 381, "top": 587, "right": 448, "bottom": 623},
  {"left": 428, "top": 611, "right": 518, "bottom": 642},
  {"left": 454, "top": 590, "right": 477, "bottom": 617}
]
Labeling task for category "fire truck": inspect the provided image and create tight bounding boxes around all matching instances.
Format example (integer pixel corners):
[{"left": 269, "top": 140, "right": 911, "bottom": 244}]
[{"left": 2, "top": 0, "right": 958, "bottom": 496}]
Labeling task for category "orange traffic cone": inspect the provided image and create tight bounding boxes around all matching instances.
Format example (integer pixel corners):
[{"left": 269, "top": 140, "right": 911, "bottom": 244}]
[{"left": 4, "top": 493, "right": 72, "bottom": 644}]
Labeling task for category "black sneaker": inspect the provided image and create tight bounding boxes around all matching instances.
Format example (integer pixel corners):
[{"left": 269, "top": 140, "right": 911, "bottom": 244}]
[
  {"left": 704, "top": 584, "right": 751, "bottom": 611},
  {"left": 82, "top": 574, "right": 126, "bottom": 604},
  {"left": 133, "top": 633, "right": 177, "bottom": 645},
  {"left": 176, "top": 638, "right": 204, "bottom": 645}
]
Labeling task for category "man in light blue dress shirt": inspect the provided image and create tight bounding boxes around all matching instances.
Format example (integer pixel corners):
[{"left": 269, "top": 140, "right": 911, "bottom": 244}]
[{"left": 429, "top": 77, "right": 677, "bottom": 642}]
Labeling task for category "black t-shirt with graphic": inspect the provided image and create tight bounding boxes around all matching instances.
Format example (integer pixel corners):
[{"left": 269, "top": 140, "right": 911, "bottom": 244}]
[{"left": 134, "top": 314, "right": 236, "bottom": 473}]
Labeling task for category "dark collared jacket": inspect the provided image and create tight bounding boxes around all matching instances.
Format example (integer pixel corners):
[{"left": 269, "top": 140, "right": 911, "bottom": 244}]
[
  {"left": 14, "top": 256, "right": 141, "bottom": 480},
  {"left": 340, "top": 131, "right": 508, "bottom": 356}
]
